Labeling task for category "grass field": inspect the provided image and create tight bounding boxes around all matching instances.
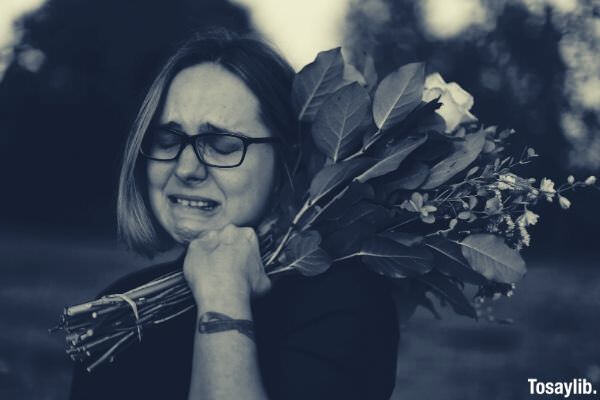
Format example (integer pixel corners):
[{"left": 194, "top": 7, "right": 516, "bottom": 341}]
[{"left": 1, "top": 230, "right": 599, "bottom": 400}]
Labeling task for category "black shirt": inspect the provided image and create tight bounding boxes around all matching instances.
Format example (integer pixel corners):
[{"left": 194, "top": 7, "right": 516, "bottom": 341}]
[{"left": 70, "top": 257, "right": 399, "bottom": 400}]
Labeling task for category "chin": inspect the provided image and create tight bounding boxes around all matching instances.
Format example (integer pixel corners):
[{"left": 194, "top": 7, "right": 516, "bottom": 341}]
[{"left": 169, "top": 217, "right": 227, "bottom": 244}]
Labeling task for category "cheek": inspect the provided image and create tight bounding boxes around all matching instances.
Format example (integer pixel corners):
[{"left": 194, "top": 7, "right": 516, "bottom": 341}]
[
  {"left": 146, "top": 162, "right": 172, "bottom": 214},
  {"left": 218, "top": 149, "right": 276, "bottom": 223},
  {"left": 147, "top": 162, "right": 170, "bottom": 192}
]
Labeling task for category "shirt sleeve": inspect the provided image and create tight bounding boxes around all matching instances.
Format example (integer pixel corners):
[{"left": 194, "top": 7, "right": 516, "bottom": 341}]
[{"left": 256, "top": 262, "right": 399, "bottom": 400}]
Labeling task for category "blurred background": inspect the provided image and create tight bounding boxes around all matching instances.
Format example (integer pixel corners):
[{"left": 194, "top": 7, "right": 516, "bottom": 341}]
[{"left": 0, "top": 0, "right": 599, "bottom": 399}]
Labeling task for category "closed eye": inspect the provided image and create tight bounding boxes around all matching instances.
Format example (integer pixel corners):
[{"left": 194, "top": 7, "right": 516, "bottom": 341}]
[{"left": 202, "top": 134, "right": 244, "bottom": 155}]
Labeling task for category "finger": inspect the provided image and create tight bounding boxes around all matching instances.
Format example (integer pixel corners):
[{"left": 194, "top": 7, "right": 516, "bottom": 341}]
[
  {"left": 239, "top": 227, "right": 257, "bottom": 243},
  {"left": 190, "top": 229, "right": 219, "bottom": 250},
  {"left": 254, "top": 274, "right": 272, "bottom": 297},
  {"left": 219, "top": 224, "right": 239, "bottom": 243}
]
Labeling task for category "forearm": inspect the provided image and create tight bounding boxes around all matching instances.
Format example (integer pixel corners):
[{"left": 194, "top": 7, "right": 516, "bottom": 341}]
[{"left": 187, "top": 295, "right": 269, "bottom": 400}]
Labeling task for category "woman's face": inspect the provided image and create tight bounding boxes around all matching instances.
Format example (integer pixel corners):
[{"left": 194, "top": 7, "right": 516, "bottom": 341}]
[{"left": 146, "top": 62, "right": 277, "bottom": 244}]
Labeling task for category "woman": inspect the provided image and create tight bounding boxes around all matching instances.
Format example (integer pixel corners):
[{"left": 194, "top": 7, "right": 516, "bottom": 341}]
[{"left": 70, "top": 30, "right": 399, "bottom": 400}]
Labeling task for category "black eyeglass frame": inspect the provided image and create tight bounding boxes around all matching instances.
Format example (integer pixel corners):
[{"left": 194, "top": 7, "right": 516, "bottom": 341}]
[{"left": 139, "top": 126, "right": 281, "bottom": 168}]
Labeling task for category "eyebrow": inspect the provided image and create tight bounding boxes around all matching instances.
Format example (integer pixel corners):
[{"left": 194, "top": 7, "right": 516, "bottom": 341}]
[{"left": 158, "top": 121, "right": 247, "bottom": 136}]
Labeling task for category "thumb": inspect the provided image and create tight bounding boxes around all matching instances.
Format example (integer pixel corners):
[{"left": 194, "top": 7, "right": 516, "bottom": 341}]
[{"left": 254, "top": 273, "right": 272, "bottom": 297}]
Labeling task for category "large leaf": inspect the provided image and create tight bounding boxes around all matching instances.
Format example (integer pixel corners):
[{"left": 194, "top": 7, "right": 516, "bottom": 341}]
[
  {"left": 378, "top": 161, "right": 430, "bottom": 196},
  {"left": 281, "top": 231, "right": 331, "bottom": 277},
  {"left": 411, "top": 131, "right": 454, "bottom": 162},
  {"left": 379, "top": 231, "right": 424, "bottom": 247},
  {"left": 421, "top": 129, "right": 486, "bottom": 189},
  {"left": 355, "top": 133, "right": 427, "bottom": 183},
  {"left": 320, "top": 202, "right": 389, "bottom": 252},
  {"left": 293, "top": 48, "right": 345, "bottom": 122},
  {"left": 360, "top": 237, "right": 433, "bottom": 278},
  {"left": 372, "top": 62, "right": 425, "bottom": 130},
  {"left": 459, "top": 234, "right": 526, "bottom": 283},
  {"left": 417, "top": 271, "right": 477, "bottom": 319},
  {"left": 320, "top": 181, "right": 375, "bottom": 221},
  {"left": 339, "top": 202, "right": 388, "bottom": 228},
  {"left": 312, "top": 83, "right": 371, "bottom": 162},
  {"left": 322, "top": 220, "right": 376, "bottom": 259},
  {"left": 342, "top": 63, "right": 367, "bottom": 86},
  {"left": 425, "top": 237, "right": 489, "bottom": 285},
  {"left": 308, "top": 158, "right": 373, "bottom": 204},
  {"left": 362, "top": 54, "right": 378, "bottom": 93}
]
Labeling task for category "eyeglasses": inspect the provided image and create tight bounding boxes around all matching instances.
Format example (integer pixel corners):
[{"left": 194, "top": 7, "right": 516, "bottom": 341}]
[{"left": 140, "top": 126, "right": 280, "bottom": 168}]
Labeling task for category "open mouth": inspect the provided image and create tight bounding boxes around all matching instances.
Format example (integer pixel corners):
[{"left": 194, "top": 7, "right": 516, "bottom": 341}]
[{"left": 168, "top": 195, "right": 220, "bottom": 212}]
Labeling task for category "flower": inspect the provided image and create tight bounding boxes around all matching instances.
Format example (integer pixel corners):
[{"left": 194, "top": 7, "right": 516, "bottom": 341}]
[
  {"left": 585, "top": 176, "right": 597, "bottom": 186},
  {"left": 527, "top": 147, "right": 538, "bottom": 157},
  {"left": 500, "top": 174, "right": 516, "bottom": 184},
  {"left": 401, "top": 192, "right": 438, "bottom": 223},
  {"left": 539, "top": 178, "right": 556, "bottom": 201},
  {"left": 519, "top": 225, "right": 531, "bottom": 247},
  {"left": 422, "top": 72, "right": 477, "bottom": 133},
  {"left": 558, "top": 195, "right": 571, "bottom": 210},
  {"left": 518, "top": 210, "right": 539, "bottom": 227},
  {"left": 484, "top": 196, "right": 503, "bottom": 215},
  {"left": 497, "top": 174, "right": 517, "bottom": 190},
  {"left": 567, "top": 175, "right": 575, "bottom": 184}
]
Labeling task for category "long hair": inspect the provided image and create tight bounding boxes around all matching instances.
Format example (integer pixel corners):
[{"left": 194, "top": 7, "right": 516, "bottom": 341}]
[{"left": 117, "top": 29, "right": 297, "bottom": 256}]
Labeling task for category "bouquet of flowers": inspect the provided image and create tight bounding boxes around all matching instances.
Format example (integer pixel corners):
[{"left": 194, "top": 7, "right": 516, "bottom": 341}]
[{"left": 55, "top": 48, "right": 598, "bottom": 372}]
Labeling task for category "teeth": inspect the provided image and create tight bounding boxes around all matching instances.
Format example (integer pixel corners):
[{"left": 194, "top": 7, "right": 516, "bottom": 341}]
[{"left": 175, "top": 197, "right": 216, "bottom": 209}]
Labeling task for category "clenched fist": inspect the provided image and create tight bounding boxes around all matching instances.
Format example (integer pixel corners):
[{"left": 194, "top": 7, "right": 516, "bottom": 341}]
[{"left": 183, "top": 224, "right": 272, "bottom": 314}]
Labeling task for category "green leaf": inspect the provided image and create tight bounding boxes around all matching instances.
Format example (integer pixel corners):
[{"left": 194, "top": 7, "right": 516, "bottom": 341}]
[
  {"left": 386, "top": 161, "right": 430, "bottom": 190},
  {"left": 418, "top": 271, "right": 477, "bottom": 319},
  {"left": 342, "top": 63, "right": 367, "bottom": 86},
  {"left": 459, "top": 234, "right": 526, "bottom": 283},
  {"left": 321, "top": 202, "right": 390, "bottom": 258},
  {"left": 355, "top": 133, "right": 428, "bottom": 183},
  {"left": 340, "top": 202, "right": 388, "bottom": 228},
  {"left": 372, "top": 62, "right": 425, "bottom": 130},
  {"left": 411, "top": 131, "right": 454, "bottom": 162},
  {"left": 424, "top": 237, "right": 489, "bottom": 285},
  {"left": 362, "top": 54, "right": 378, "bottom": 93},
  {"left": 282, "top": 231, "right": 331, "bottom": 276},
  {"left": 312, "top": 83, "right": 371, "bottom": 162},
  {"left": 293, "top": 48, "right": 345, "bottom": 122},
  {"left": 308, "top": 158, "right": 373, "bottom": 204},
  {"left": 421, "top": 129, "right": 487, "bottom": 189},
  {"left": 360, "top": 237, "right": 433, "bottom": 278},
  {"left": 322, "top": 220, "right": 375, "bottom": 258},
  {"left": 415, "top": 111, "right": 446, "bottom": 135},
  {"left": 379, "top": 231, "right": 424, "bottom": 247},
  {"left": 319, "top": 181, "right": 375, "bottom": 221}
]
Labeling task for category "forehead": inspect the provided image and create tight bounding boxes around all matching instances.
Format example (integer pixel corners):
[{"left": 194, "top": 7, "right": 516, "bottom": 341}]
[{"left": 160, "top": 62, "right": 267, "bottom": 136}]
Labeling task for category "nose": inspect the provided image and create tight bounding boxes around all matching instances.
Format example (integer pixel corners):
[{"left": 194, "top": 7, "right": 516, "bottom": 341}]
[{"left": 174, "top": 144, "right": 208, "bottom": 183}]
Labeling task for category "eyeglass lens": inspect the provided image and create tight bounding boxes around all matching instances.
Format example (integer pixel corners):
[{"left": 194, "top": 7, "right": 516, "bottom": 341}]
[{"left": 142, "top": 128, "right": 245, "bottom": 166}]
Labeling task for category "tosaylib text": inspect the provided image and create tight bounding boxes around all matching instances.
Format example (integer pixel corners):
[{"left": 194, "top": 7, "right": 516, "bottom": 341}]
[{"left": 528, "top": 378, "right": 597, "bottom": 398}]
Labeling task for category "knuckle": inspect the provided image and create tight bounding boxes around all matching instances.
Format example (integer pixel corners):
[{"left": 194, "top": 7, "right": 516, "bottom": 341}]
[
  {"left": 241, "top": 227, "right": 256, "bottom": 241},
  {"left": 223, "top": 224, "right": 236, "bottom": 234}
]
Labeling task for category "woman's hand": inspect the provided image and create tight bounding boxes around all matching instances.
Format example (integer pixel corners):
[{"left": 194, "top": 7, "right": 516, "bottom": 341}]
[{"left": 183, "top": 224, "right": 271, "bottom": 314}]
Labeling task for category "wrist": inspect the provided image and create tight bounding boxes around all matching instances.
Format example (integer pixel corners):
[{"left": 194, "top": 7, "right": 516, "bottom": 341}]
[
  {"left": 196, "top": 311, "right": 255, "bottom": 341},
  {"left": 194, "top": 284, "right": 253, "bottom": 320}
]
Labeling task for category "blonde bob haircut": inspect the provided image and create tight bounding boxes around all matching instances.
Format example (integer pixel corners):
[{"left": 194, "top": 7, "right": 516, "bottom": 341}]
[{"left": 117, "top": 29, "right": 297, "bottom": 256}]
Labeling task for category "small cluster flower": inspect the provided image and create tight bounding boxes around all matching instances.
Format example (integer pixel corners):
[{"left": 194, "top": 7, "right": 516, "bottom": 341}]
[
  {"left": 517, "top": 209, "right": 539, "bottom": 227},
  {"left": 539, "top": 178, "right": 556, "bottom": 201},
  {"left": 518, "top": 225, "right": 531, "bottom": 249},
  {"left": 400, "top": 192, "right": 438, "bottom": 224},
  {"left": 585, "top": 176, "right": 597, "bottom": 186},
  {"left": 497, "top": 173, "right": 517, "bottom": 190},
  {"left": 558, "top": 195, "right": 571, "bottom": 210}
]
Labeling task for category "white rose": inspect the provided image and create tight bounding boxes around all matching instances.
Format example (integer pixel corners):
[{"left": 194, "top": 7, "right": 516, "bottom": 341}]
[{"left": 422, "top": 72, "right": 477, "bottom": 133}]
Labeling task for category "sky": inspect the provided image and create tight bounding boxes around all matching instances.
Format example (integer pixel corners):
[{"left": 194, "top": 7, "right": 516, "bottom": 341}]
[
  {"left": 233, "top": 0, "right": 350, "bottom": 70},
  {"left": 0, "top": 0, "right": 351, "bottom": 75},
  {"left": 0, "top": 0, "right": 45, "bottom": 79}
]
